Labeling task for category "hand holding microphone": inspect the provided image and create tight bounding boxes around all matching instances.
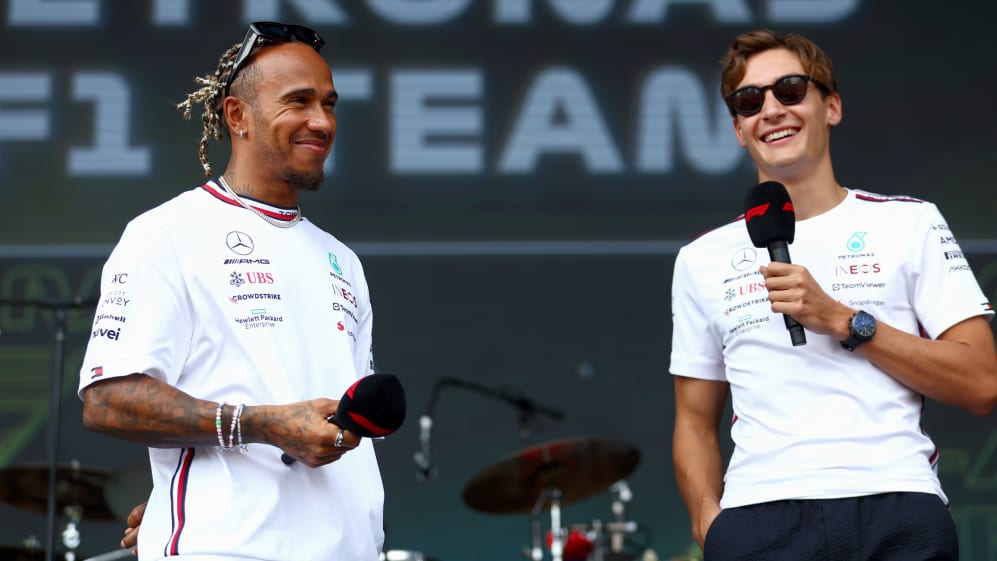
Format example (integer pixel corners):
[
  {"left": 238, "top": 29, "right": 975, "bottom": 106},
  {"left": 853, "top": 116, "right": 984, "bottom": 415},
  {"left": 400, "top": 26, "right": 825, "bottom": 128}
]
[
  {"left": 743, "top": 181, "right": 807, "bottom": 346},
  {"left": 281, "top": 373, "right": 407, "bottom": 465},
  {"left": 330, "top": 373, "right": 407, "bottom": 437}
]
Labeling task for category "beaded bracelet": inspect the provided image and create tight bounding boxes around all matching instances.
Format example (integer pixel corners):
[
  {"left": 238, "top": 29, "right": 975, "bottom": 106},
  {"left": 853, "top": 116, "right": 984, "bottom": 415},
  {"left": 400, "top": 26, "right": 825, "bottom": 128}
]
[
  {"left": 227, "top": 403, "right": 240, "bottom": 450},
  {"left": 215, "top": 402, "right": 233, "bottom": 450},
  {"left": 233, "top": 403, "right": 248, "bottom": 455}
]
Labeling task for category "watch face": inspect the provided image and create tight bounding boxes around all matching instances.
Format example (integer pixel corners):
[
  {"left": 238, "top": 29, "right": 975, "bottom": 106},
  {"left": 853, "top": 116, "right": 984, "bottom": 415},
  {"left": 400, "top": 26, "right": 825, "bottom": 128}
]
[{"left": 853, "top": 312, "right": 877, "bottom": 339}]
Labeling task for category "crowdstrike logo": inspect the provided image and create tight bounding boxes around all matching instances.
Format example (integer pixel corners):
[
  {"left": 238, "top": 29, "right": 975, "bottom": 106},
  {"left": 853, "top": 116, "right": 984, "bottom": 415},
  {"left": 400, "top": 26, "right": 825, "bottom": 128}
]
[
  {"left": 228, "top": 293, "right": 282, "bottom": 303},
  {"left": 226, "top": 231, "right": 255, "bottom": 255}
]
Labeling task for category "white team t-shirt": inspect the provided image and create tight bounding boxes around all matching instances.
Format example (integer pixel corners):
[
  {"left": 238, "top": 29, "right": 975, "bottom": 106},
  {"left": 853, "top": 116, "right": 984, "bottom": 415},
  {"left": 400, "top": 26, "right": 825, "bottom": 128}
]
[
  {"left": 79, "top": 182, "right": 384, "bottom": 560},
  {"left": 670, "top": 189, "right": 993, "bottom": 509}
]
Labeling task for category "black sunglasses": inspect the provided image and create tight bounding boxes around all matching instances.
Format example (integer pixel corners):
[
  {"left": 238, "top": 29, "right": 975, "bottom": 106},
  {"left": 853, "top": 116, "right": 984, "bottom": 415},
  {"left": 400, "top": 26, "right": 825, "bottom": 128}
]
[
  {"left": 725, "top": 74, "right": 831, "bottom": 117},
  {"left": 223, "top": 21, "right": 325, "bottom": 97}
]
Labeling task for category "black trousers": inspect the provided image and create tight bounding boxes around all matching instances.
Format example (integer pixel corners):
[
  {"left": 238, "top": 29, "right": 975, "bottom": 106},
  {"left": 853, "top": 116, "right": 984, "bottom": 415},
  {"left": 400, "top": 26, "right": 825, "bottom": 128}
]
[{"left": 703, "top": 492, "right": 959, "bottom": 561}]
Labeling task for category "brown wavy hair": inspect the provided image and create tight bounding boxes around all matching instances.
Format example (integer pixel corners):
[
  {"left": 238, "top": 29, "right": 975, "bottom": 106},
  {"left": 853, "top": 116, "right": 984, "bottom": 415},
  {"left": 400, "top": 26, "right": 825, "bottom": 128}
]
[{"left": 720, "top": 30, "right": 838, "bottom": 102}]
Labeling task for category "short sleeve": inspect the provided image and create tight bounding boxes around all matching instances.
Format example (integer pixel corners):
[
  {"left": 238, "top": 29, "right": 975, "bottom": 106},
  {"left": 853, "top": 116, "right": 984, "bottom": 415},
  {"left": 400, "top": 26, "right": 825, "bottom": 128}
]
[
  {"left": 910, "top": 203, "right": 993, "bottom": 339},
  {"left": 669, "top": 245, "right": 726, "bottom": 381},
  {"left": 78, "top": 218, "right": 193, "bottom": 397}
]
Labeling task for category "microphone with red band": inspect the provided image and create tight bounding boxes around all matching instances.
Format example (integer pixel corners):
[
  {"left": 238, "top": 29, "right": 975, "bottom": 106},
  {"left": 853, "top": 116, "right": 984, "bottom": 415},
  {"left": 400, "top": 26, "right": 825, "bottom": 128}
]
[
  {"left": 331, "top": 373, "right": 407, "bottom": 437},
  {"left": 281, "top": 373, "right": 407, "bottom": 465},
  {"left": 743, "top": 181, "right": 807, "bottom": 346}
]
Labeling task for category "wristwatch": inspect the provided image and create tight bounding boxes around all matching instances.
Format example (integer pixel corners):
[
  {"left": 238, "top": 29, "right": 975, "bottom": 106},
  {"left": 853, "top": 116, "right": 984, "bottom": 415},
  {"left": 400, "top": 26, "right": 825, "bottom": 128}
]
[{"left": 841, "top": 310, "right": 876, "bottom": 351}]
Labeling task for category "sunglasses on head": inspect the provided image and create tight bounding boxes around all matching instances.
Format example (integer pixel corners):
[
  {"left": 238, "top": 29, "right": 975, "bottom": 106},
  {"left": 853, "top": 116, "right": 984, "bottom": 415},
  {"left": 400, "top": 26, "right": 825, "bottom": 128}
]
[
  {"left": 725, "top": 74, "right": 831, "bottom": 117},
  {"left": 223, "top": 21, "right": 326, "bottom": 97}
]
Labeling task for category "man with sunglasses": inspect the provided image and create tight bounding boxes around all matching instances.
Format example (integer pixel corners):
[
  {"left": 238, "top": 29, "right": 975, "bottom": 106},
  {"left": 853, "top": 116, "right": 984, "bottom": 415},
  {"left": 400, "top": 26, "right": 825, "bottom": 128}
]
[
  {"left": 78, "top": 22, "right": 386, "bottom": 560},
  {"left": 670, "top": 29, "right": 996, "bottom": 560}
]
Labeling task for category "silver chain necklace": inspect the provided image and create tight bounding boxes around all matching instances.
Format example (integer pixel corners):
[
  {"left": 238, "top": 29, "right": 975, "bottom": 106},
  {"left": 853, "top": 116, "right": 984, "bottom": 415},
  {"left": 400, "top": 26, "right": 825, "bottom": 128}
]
[{"left": 218, "top": 176, "right": 302, "bottom": 228}]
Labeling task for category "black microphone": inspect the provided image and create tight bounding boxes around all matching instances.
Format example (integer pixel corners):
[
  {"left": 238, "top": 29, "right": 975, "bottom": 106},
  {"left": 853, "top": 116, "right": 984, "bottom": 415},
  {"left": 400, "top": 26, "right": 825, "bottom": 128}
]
[
  {"left": 743, "top": 181, "right": 807, "bottom": 346},
  {"left": 282, "top": 373, "right": 407, "bottom": 465}
]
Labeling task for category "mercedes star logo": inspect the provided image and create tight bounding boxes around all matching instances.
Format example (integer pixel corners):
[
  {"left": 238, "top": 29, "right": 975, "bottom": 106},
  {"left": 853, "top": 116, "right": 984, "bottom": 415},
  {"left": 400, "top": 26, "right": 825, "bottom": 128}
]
[
  {"left": 730, "top": 247, "right": 757, "bottom": 271},
  {"left": 226, "top": 231, "right": 255, "bottom": 255}
]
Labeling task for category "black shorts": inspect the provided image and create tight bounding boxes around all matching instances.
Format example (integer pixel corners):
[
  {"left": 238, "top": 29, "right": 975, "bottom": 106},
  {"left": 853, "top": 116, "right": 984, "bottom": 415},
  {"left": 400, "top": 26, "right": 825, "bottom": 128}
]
[{"left": 703, "top": 492, "right": 958, "bottom": 561}]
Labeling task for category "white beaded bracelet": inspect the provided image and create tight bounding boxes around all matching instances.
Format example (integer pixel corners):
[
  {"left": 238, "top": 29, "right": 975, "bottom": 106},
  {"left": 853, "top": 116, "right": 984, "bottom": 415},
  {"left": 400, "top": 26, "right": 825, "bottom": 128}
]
[
  {"left": 215, "top": 402, "right": 232, "bottom": 450},
  {"left": 233, "top": 403, "right": 248, "bottom": 454},
  {"left": 227, "top": 403, "right": 240, "bottom": 450}
]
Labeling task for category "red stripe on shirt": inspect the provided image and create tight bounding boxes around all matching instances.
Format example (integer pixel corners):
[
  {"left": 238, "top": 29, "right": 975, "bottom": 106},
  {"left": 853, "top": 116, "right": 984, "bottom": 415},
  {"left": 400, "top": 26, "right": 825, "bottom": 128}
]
[{"left": 166, "top": 448, "right": 196, "bottom": 556}]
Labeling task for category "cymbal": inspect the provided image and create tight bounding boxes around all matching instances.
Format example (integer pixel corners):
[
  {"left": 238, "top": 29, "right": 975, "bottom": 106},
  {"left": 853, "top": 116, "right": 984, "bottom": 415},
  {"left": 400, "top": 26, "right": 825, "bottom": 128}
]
[
  {"left": 0, "top": 463, "right": 115, "bottom": 520},
  {"left": 0, "top": 545, "right": 44, "bottom": 561},
  {"left": 103, "top": 463, "right": 152, "bottom": 521},
  {"left": 462, "top": 437, "right": 640, "bottom": 514}
]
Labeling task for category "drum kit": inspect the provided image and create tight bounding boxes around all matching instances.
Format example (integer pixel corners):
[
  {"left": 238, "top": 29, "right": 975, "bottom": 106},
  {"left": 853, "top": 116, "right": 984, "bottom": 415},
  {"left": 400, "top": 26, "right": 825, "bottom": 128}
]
[
  {"left": 460, "top": 436, "right": 647, "bottom": 561},
  {"left": 1, "top": 440, "right": 648, "bottom": 561},
  {"left": 396, "top": 377, "right": 657, "bottom": 561},
  {"left": 0, "top": 461, "right": 149, "bottom": 561}
]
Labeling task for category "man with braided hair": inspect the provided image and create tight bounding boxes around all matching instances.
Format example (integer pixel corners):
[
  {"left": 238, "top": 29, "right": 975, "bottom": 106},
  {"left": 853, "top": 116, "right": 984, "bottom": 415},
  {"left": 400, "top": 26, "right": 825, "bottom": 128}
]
[{"left": 78, "top": 22, "right": 386, "bottom": 560}]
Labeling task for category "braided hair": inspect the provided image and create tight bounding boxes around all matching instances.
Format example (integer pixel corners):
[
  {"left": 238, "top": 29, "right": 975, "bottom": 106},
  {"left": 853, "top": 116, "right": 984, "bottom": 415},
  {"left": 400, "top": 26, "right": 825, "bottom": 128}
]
[{"left": 175, "top": 42, "right": 242, "bottom": 177}]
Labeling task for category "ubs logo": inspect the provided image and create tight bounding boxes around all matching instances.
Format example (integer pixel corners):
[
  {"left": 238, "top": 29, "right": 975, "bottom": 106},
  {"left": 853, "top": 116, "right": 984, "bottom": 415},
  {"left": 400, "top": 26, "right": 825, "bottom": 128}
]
[
  {"left": 730, "top": 248, "right": 757, "bottom": 271},
  {"left": 226, "top": 231, "right": 255, "bottom": 255},
  {"left": 229, "top": 272, "right": 274, "bottom": 286}
]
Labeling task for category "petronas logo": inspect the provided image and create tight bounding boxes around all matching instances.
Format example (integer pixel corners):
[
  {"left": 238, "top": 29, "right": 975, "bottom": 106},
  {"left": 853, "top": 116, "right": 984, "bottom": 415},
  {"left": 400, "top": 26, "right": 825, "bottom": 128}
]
[
  {"left": 846, "top": 231, "right": 867, "bottom": 252},
  {"left": 328, "top": 253, "right": 343, "bottom": 275}
]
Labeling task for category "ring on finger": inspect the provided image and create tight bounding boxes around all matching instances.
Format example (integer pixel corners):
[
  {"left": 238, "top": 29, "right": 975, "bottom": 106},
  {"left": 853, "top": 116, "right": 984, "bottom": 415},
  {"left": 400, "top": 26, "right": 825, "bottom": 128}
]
[{"left": 334, "top": 428, "right": 345, "bottom": 448}]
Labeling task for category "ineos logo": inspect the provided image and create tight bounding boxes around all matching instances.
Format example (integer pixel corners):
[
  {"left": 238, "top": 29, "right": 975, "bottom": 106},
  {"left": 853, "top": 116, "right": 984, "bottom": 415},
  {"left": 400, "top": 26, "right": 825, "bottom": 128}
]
[
  {"left": 226, "top": 231, "right": 255, "bottom": 255},
  {"left": 731, "top": 247, "right": 757, "bottom": 271}
]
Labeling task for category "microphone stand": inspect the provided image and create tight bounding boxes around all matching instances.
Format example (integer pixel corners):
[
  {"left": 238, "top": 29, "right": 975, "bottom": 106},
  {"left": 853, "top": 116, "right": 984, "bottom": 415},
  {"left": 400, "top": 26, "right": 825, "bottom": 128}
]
[
  {"left": 420, "top": 378, "right": 566, "bottom": 561},
  {"left": 432, "top": 376, "right": 563, "bottom": 437},
  {"left": 0, "top": 297, "right": 98, "bottom": 561},
  {"left": 417, "top": 377, "right": 564, "bottom": 478}
]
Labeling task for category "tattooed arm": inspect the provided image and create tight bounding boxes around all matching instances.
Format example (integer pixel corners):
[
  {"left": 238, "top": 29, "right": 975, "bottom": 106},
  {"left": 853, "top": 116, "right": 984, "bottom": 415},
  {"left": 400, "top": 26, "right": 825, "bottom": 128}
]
[
  {"left": 81, "top": 374, "right": 359, "bottom": 466},
  {"left": 82, "top": 374, "right": 219, "bottom": 447}
]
